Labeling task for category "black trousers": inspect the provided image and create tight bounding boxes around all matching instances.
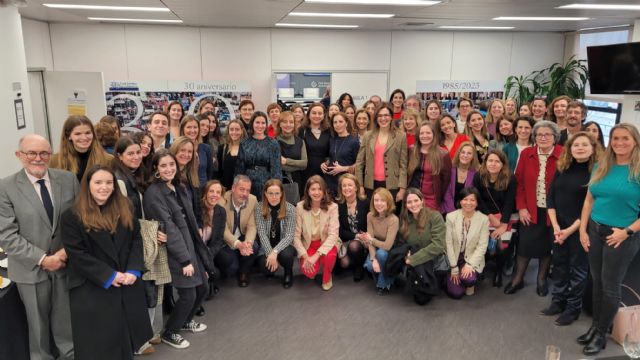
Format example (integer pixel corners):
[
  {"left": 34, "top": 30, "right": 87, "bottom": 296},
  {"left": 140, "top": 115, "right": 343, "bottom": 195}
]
[
  {"left": 550, "top": 231, "right": 589, "bottom": 312},
  {"left": 256, "top": 245, "right": 296, "bottom": 276},
  {"left": 588, "top": 219, "right": 640, "bottom": 332},
  {"left": 164, "top": 283, "right": 206, "bottom": 333},
  {"left": 214, "top": 241, "right": 260, "bottom": 276}
]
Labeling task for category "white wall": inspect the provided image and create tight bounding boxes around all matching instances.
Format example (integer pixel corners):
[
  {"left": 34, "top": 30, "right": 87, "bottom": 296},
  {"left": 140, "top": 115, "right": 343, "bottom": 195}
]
[
  {"left": 21, "top": 19, "right": 565, "bottom": 113},
  {"left": 1, "top": 7, "right": 34, "bottom": 178}
]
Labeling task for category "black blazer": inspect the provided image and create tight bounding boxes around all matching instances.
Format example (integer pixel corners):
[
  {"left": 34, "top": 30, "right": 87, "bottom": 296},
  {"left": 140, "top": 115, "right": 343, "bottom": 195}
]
[
  {"left": 60, "top": 209, "right": 151, "bottom": 359},
  {"left": 143, "top": 181, "right": 210, "bottom": 288},
  {"left": 338, "top": 199, "right": 369, "bottom": 242},
  {"left": 205, "top": 204, "right": 227, "bottom": 258}
]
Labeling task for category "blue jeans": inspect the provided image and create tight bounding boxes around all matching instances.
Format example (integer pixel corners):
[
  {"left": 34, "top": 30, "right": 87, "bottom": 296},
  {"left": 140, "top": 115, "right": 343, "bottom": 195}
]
[{"left": 364, "top": 249, "right": 393, "bottom": 289}]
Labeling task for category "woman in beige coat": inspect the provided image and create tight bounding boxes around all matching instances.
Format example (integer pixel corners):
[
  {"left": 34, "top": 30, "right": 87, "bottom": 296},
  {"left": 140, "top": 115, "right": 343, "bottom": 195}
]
[
  {"left": 293, "top": 176, "right": 340, "bottom": 291},
  {"left": 444, "top": 187, "right": 489, "bottom": 299}
]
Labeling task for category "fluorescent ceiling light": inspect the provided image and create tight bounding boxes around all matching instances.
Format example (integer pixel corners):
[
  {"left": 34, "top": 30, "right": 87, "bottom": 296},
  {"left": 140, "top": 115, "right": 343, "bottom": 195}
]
[
  {"left": 289, "top": 12, "right": 394, "bottom": 18},
  {"left": 558, "top": 4, "right": 640, "bottom": 10},
  {"left": 305, "top": 0, "right": 440, "bottom": 6},
  {"left": 494, "top": 16, "right": 589, "bottom": 21},
  {"left": 44, "top": 4, "right": 170, "bottom": 12},
  {"left": 579, "top": 24, "right": 631, "bottom": 31},
  {"left": 88, "top": 17, "right": 182, "bottom": 23},
  {"left": 439, "top": 25, "right": 515, "bottom": 30},
  {"left": 275, "top": 23, "right": 359, "bottom": 28}
]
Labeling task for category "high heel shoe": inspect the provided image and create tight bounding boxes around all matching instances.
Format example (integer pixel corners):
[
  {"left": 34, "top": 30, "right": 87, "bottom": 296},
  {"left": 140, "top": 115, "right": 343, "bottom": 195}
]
[
  {"left": 283, "top": 274, "right": 293, "bottom": 289},
  {"left": 503, "top": 281, "right": 524, "bottom": 294},
  {"left": 583, "top": 329, "right": 607, "bottom": 356},
  {"left": 577, "top": 326, "right": 598, "bottom": 345},
  {"left": 493, "top": 272, "right": 503, "bottom": 288}
]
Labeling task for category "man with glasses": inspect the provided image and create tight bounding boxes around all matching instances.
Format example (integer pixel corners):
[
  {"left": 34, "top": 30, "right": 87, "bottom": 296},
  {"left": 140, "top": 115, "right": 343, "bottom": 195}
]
[
  {"left": 0, "top": 134, "right": 79, "bottom": 360},
  {"left": 456, "top": 97, "right": 474, "bottom": 133}
]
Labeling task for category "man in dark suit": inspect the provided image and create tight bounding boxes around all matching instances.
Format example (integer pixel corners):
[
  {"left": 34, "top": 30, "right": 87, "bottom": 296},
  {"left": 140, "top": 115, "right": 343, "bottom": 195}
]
[{"left": 0, "top": 134, "right": 79, "bottom": 360}]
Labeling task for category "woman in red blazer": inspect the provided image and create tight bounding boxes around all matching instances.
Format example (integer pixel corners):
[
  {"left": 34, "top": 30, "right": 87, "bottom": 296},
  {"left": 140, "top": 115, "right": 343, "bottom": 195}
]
[{"left": 506, "top": 120, "right": 563, "bottom": 296}]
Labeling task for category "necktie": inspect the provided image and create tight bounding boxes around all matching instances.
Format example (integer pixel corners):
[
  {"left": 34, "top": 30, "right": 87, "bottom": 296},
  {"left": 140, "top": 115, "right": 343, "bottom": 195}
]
[{"left": 37, "top": 179, "right": 54, "bottom": 225}]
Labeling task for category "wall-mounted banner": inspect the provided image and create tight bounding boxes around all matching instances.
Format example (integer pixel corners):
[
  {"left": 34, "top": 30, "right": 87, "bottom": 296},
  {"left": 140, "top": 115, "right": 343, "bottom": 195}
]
[
  {"left": 415, "top": 80, "right": 504, "bottom": 115},
  {"left": 105, "top": 80, "right": 252, "bottom": 132}
]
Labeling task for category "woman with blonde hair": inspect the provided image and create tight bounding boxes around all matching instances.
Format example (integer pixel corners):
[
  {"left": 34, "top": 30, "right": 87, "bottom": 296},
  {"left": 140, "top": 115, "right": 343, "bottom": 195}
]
[
  {"left": 336, "top": 174, "right": 369, "bottom": 281},
  {"left": 170, "top": 137, "right": 202, "bottom": 223},
  {"left": 578, "top": 123, "right": 640, "bottom": 355},
  {"left": 360, "top": 188, "right": 399, "bottom": 295},
  {"left": 548, "top": 95, "right": 571, "bottom": 131},
  {"left": 401, "top": 108, "right": 421, "bottom": 151},
  {"left": 505, "top": 98, "right": 518, "bottom": 119},
  {"left": 442, "top": 141, "right": 479, "bottom": 214},
  {"left": 485, "top": 99, "right": 507, "bottom": 138},
  {"left": 217, "top": 119, "right": 247, "bottom": 190},
  {"left": 50, "top": 115, "right": 113, "bottom": 181}
]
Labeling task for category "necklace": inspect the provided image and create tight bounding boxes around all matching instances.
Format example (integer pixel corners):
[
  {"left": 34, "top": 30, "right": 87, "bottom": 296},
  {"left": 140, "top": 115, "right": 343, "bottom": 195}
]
[{"left": 332, "top": 136, "right": 348, "bottom": 163}]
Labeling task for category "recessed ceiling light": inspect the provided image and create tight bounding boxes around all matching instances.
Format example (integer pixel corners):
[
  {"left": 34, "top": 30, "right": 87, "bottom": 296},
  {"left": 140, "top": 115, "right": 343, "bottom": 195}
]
[
  {"left": 439, "top": 25, "right": 515, "bottom": 30},
  {"left": 494, "top": 16, "right": 589, "bottom": 21},
  {"left": 305, "top": 0, "right": 440, "bottom": 6},
  {"left": 275, "top": 23, "right": 359, "bottom": 28},
  {"left": 558, "top": 4, "right": 640, "bottom": 10},
  {"left": 44, "top": 4, "right": 170, "bottom": 12},
  {"left": 289, "top": 12, "right": 394, "bottom": 18},
  {"left": 88, "top": 17, "right": 182, "bottom": 23},
  {"left": 579, "top": 24, "right": 631, "bottom": 31}
]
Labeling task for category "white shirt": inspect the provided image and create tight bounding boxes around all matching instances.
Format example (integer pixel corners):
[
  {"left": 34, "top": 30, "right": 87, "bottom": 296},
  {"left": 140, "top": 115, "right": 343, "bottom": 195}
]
[{"left": 24, "top": 169, "right": 55, "bottom": 207}]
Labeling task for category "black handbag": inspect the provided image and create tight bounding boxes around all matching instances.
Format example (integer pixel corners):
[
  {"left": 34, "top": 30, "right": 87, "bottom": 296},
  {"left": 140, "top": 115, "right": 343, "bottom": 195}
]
[{"left": 143, "top": 280, "right": 157, "bottom": 308}]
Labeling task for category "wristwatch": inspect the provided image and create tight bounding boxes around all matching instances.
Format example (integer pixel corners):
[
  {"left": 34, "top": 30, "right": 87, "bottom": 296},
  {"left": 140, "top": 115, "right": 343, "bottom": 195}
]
[{"left": 625, "top": 227, "right": 635, "bottom": 236}]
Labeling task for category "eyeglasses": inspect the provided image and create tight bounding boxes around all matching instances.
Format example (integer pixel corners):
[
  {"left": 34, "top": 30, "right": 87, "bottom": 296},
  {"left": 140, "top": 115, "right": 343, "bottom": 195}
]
[
  {"left": 535, "top": 133, "right": 553, "bottom": 139},
  {"left": 266, "top": 192, "right": 281, "bottom": 197},
  {"left": 20, "top": 151, "right": 51, "bottom": 160}
]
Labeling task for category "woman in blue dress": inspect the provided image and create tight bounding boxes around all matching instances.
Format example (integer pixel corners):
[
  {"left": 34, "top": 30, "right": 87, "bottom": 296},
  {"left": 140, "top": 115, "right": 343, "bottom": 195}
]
[{"left": 236, "top": 111, "right": 282, "bottom": 200}]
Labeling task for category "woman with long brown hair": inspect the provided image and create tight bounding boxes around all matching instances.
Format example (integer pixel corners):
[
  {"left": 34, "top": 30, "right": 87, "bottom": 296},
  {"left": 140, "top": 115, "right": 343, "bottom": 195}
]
[
  {"left": 547, "top": 95, "right": 571, "bottom": 131},
  {"left": 61, "top": 165, "right": 151, "bottom": 359},
  {"left": 293, "top": 176, "right": 339, "bottom": 291},
  {"left": 200, "top": 180, "right": 226, "bottom": 300},
  {"left": 255, "top": 179, "right": 297, "bottom": 288},
  {"left": 50, "top": 115, "right": 113, "bottom": 181},
  {"left": 300, "top": 103, "right": 331, "bottom": 188},
  {"left": 180, "top": 115, "right": 214, "bottom": 186},
  {"left": 465, "top": 110, "right": 493, "bottom": 163},
  {"left": 167, "top": 101, "right": 184, "bottom": 146},
  {"left": 408, "top": 122, "right": 452, "bottom": 212}
]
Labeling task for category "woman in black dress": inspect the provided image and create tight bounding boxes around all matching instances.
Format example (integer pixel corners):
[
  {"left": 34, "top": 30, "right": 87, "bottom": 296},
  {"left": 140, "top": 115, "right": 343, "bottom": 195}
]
[
  {"left": 541, "top": 132, "right": 598, "bottom": 326},
  {"left": 217, "top": 119, "right": 247, "bottom": 190},
  {"left": 322, "top": 112, "right": 360, "bottom": 197},
  {"left": 299, "top": 102, "right": 331, "bottom": 188},
  {"left": 61, "top": 165, "right": 152, "bottom": 360},
  {"left": 335, "top": 174, "right": 369, "bottom": 281},
  {"left": 276, "top": 111, "right": 307, "bottom": 198},
  {"left": 472, "top": 149, "right": 516, "bottom": 288}
]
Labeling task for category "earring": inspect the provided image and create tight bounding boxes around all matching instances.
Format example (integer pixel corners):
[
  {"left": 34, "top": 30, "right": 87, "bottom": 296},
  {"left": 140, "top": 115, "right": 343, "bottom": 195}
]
[{"left": 154, "top": 171, "right": 161, "bottom": 179}]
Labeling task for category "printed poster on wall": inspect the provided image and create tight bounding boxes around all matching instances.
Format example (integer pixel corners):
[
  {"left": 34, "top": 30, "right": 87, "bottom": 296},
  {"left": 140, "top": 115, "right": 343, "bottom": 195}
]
[
  {"left": 416, "top": 80, "right": 504, "bottom": 117},
  {"left": 105, "top": 80, "right": 252, "bottom": 132}
]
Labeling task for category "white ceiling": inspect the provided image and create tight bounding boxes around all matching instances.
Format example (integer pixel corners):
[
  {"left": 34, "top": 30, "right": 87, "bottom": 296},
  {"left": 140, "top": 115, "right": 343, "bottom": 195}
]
[{"left": 18, "top": 0, "right": 637, "bottom": 32}]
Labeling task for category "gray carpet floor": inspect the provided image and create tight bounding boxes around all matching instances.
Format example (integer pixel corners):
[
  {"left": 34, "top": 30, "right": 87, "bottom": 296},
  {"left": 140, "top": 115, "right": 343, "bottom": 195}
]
[{"left": 149, "top": 267, "right": 627, "bottom": 360}]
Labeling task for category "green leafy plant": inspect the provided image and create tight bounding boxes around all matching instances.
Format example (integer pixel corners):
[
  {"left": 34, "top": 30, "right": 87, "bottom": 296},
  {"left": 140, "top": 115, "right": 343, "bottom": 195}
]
[{"left": 504, "top": 56, "right": 589, "bottom": 104}]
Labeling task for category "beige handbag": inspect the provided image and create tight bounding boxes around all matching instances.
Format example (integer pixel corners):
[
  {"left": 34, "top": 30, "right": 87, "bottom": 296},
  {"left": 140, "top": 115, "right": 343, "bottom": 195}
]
[{"left": 612, "top": 284, "right": 640, "bottom": 345}]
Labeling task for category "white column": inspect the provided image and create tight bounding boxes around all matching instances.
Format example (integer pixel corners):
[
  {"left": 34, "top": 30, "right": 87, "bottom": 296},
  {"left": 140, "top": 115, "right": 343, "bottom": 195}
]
[
  {"left": 0, "top": 5, "right": 34, "bottom": 177},
  {"left": 620, "top": 19, "right": 640, "bottom": 128}
]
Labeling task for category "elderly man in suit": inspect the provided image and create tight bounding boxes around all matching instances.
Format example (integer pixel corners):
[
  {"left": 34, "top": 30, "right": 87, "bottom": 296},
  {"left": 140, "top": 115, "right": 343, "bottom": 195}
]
[
  {"left": 0, "top": 134, "right": 79, "bottom": 360},
  {"left": 215, "top": 174, "right": 258, "bottom": 287}
]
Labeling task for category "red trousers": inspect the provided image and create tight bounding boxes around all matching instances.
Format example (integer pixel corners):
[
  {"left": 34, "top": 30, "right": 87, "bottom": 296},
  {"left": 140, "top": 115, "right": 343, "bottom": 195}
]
[{"left": 299, "top": 240, "right": 337, "bottom": 284}]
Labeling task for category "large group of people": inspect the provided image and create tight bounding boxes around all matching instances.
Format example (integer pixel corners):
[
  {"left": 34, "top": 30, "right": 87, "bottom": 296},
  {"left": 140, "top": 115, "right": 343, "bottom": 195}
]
[{"left": 0, "top": 90, "right": 639, "bottom": 360}]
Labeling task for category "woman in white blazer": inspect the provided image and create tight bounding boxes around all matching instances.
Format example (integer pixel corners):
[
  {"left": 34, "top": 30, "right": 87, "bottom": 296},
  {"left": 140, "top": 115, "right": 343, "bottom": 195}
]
[{"left": 444, "top": 187, "right": 489, "bottom": 299}]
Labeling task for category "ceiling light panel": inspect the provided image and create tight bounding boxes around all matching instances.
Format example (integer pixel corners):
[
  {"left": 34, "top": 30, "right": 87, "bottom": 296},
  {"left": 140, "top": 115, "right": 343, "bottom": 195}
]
[
  {"left": 44, "top": 4, "right": 170, "bottom": 12},
  {"left": 305, "top": 0, "right": 440, "bottom": 6},
  {"left": 579, "top": 24, "right": 631, "bottom": 31},
  {"left": 289, "top": 12, "right": 394, "bottom": 18},
  {"left": 494, "top": 16, "right": 589, "bottom": 21},
  {"left": 275, "top": 23, "right": 359, "bottom": 28},
  {"left": 439, "top": 25, "right": 515, "bottom": 30},
  {"left": 88, "top": 17, "right": 182, "bottom": 23},
  {"left": 557, "top": 4, "right": 640, "bottom": 11}
]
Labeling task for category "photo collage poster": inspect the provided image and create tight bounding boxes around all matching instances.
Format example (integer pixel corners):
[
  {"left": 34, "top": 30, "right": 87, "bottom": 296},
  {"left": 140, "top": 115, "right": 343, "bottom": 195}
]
[
  {"left": 105, "top": 80, "right": 252, "bottom": 133},
  {"left": 415, "top": 80, "right": 504, "bottom": 118}
]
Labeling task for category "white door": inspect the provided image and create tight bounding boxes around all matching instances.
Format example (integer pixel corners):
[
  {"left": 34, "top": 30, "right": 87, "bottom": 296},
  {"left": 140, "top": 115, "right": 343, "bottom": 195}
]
[{"left": 28, "top": 71, "right": 50, "bottom": 142}]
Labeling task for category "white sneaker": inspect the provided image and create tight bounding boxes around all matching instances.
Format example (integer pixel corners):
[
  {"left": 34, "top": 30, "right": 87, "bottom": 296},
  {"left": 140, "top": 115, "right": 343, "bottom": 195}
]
[
  {"left": 161, "top": 332, "right": 190, "bottom": 349},
  {"left": 181, "top": 320, "right": 207, "bottom": 333}
]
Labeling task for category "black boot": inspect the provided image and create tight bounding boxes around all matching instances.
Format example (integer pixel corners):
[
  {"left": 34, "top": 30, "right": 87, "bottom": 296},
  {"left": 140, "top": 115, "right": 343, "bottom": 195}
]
[
  {"left": 582, "top": 329, "right": 607, "bottom": 356},
  {"left": 283, "top": 273, "right": 293, "bottom": 289},
  {"left": 576, "top": 325, "right": 598, "bottom": 345},
  {"left": 493, "top": 272, "right": 503, "bottom": 288}
]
